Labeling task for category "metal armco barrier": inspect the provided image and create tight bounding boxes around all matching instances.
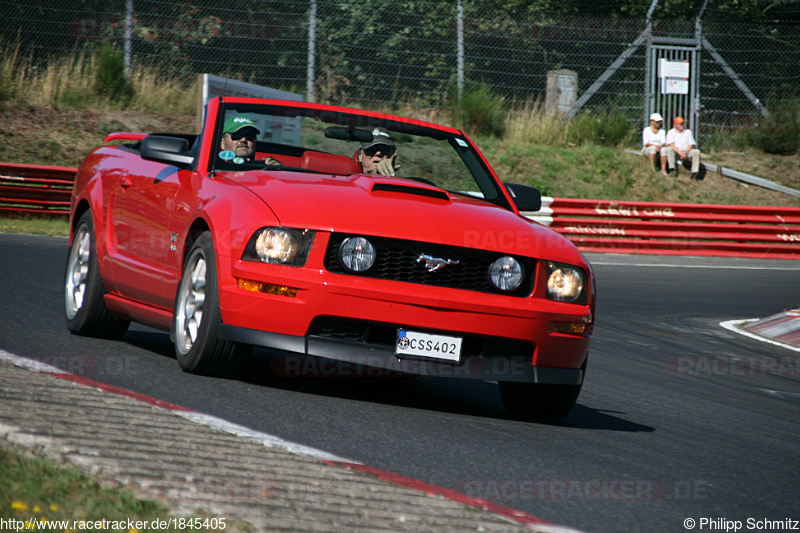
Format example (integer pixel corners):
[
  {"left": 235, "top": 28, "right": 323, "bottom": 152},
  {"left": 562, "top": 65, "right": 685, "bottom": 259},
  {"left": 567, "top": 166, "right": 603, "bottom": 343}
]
[
  {"left": 527, "top": 198, "right": 800, "bottom": 260},
  {"left": 0, "top": 162, "right": 75, "bottom": 216},
  {"left": 1, "top": 162, "right": 799, "bottom": 260}
]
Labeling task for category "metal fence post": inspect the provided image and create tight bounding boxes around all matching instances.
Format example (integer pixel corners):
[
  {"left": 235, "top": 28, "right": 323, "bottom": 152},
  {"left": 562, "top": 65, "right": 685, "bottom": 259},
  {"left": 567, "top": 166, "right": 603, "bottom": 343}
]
[
  {"left": 457, "top": 0, "right": 464, "bottom": 100},
  {"left": 307, "top": 0, "right": 317, "bottom": 102},
  {"left": 124, "top": 0, "right": 133, "bottom": 80},
  {"left": 643, "top": 0, "right": 658, "bottom": 126}
]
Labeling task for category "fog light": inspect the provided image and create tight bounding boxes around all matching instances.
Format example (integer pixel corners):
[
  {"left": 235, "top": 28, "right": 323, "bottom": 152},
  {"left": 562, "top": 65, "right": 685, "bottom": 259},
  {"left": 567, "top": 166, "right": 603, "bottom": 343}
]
[
  {"left": 339, "top": 237, "right": 376, "bottom": 272},
  {"left": 489, "top": 256, "right": 523, "bottom": 292}
]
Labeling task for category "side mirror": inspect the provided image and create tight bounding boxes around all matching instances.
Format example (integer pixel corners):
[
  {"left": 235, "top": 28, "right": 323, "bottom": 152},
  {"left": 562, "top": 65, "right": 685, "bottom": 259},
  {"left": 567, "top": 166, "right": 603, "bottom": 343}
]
[
  {"left": 140, "top": 135, "right": 194, "bottom": 166},
  {"left": 504, "top": 183, "right": 542, "bottom": 212}
]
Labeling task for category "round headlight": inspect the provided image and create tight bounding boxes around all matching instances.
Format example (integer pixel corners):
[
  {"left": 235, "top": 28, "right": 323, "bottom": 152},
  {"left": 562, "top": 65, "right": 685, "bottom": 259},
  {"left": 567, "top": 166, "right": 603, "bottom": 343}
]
[
  {"left": 546, "top": 262, "right": 585, "bottom": 302},
  {"left": 489, "top": 256, "right": 523, "bottom": 292},
  {"left": 255, "top": 228, "right": 298, "bottom": 263},
  {"left": 339, "top": 237, "right": 376, "bottom": 272}
]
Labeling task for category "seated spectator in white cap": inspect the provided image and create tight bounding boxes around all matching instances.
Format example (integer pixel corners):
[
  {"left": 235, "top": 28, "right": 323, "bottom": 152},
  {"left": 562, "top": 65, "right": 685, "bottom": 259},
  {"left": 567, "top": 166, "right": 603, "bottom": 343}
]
[
  {"left": 666, "top": 117, "right": 701, "bottom": 179},
  {"left": 642, "top": 113, "right": 668, "bottom": 176}
]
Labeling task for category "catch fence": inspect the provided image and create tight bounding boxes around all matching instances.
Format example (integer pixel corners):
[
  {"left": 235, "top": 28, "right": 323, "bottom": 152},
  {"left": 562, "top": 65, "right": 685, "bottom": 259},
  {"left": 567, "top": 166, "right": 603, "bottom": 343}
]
[{"left": 1, "top": 1, "right": 798, "bottom": 132}]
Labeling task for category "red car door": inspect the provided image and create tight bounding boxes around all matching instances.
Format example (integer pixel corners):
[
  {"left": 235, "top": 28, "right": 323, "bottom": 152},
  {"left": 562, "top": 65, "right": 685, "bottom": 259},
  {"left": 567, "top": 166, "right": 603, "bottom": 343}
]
[{"left": 107, "top": 160, "right": 182, "bottom": 310}]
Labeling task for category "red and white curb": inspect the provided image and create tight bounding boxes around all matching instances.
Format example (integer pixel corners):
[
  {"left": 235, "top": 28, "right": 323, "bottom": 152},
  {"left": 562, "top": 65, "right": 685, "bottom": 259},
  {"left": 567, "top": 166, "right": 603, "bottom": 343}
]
[
  {"left": 721, "top": 309, "right": 800, "bottom": 353},
  {"left": 0, "top": 348, "right": 584, "bottom": 533}
]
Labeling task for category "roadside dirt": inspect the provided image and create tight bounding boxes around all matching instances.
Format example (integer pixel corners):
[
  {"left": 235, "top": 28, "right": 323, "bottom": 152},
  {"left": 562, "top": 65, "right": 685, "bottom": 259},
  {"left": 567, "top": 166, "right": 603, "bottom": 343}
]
[{"left": 630, "top": 148, "right": 800, "bottom": 208}]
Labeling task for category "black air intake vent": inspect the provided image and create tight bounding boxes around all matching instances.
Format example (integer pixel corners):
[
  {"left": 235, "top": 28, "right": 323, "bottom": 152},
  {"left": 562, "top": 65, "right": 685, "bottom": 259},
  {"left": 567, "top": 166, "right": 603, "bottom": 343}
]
[{"left": 371, "top": 182, "right": 450, "bottom": 201}]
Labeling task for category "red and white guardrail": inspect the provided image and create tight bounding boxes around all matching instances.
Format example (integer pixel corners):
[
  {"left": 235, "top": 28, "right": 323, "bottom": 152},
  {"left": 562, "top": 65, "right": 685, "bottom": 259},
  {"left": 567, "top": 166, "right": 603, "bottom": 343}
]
[
  {"left": 526, "top": 197, "right": 800, "bottom": 260},
  {"left": 0, "top": 162, "right": 74, "bottom": 216},
  {"left": 2, "top": 162, "right": 799, "bottom": 259}
]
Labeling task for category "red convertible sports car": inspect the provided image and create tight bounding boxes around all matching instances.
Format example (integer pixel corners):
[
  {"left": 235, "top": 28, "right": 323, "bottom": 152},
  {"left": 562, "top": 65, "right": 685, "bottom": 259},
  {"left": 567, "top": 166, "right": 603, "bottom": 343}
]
[{"left": 65, "top": 97, "right": 595, "bottom": 420}]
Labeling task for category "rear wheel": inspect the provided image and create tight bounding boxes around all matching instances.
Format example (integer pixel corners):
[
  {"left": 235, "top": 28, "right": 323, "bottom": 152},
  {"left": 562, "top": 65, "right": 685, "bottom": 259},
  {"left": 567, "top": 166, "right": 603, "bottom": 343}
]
[
  {"left": 64, "top": 211, "right": 130, "bottom": 339},
  {"left": 173, "top": 231, "right": 250, "bottom": 375},
  {"left": 499, "top": 356, "right": 587, "bottom": 422}
]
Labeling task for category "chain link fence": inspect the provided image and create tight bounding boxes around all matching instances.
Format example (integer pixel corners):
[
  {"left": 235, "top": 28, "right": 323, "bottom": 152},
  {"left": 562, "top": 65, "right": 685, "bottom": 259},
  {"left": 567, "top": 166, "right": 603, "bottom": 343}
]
[{"left": 2, "top": 0, "right": 798, "bottom": 132}]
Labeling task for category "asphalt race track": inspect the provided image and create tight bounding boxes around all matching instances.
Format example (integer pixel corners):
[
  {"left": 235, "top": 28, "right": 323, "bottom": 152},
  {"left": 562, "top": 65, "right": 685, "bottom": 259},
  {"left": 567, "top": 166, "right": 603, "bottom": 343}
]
[{"left": 1, "top": 232, "right": 798, "bottom": 533}]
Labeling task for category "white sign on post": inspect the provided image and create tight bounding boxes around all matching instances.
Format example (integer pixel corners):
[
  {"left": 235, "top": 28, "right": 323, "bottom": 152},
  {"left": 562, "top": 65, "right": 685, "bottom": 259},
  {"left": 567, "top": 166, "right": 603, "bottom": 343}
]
[
  {"left": 659, "top": 59, "right": 690, "bottom": 95},
  {"left": 664, "top": 78, "right": 689, "bottom": 95},
  {"left": 659, "top": 59, "right": 690, "bottom": 79}
]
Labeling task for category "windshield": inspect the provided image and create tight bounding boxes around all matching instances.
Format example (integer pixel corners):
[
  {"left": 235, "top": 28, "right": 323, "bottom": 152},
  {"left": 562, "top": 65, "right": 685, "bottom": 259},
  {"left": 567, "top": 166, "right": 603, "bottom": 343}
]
[{"left": 211, "top": 101, "right": 510, "bottom": 209}]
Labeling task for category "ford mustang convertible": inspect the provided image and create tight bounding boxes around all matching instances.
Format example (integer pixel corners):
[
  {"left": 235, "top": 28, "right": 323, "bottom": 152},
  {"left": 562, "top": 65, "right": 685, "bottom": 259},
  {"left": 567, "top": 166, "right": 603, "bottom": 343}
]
[{"left": 65, "top": 97, "right": 595, "bottom": 420}]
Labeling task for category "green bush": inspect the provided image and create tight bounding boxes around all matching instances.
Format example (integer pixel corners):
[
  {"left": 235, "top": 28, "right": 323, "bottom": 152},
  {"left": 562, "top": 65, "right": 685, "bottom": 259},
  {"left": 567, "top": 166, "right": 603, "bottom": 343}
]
[
  {"left": 0, "top": 67, "right": 11, "bottom": 102},
  {"left": 452, "top": 84, "right": 506, "bottom": 137},
  {"left": 567, "top": 108, "right": 630, "bottom": 146},
  {"left": 757, "top": 109, "right": 799, "bottom": 155},
  {"left": 0, "top": 40, "right": 17, "bottom": 102},
  {"left": 94, "top": 44, "right": 132, "bottom": 101}
]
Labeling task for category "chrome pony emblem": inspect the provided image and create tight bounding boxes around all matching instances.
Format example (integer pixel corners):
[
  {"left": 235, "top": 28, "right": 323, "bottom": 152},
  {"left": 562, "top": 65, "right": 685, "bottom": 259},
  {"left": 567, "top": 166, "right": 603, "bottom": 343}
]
[{"left": 416, "top": 253, "right": 460, "bottom": 272}]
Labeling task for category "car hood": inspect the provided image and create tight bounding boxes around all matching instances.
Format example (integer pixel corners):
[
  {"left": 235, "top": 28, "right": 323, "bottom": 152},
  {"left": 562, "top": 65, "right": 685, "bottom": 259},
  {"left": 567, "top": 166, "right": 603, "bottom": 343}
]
[{"left": 229, "top": 171, "right": 584, "bottom": 263}]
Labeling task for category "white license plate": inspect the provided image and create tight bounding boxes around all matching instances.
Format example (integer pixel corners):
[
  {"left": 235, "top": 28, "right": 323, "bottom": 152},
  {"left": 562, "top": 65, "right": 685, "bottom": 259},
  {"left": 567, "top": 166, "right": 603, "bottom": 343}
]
[{"left": 395, "top": 329, "right": 462, "bottom": 362}]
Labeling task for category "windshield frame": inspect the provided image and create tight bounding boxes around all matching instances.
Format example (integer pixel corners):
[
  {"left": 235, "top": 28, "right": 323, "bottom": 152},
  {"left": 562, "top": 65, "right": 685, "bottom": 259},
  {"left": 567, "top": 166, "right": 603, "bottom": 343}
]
[{"left": 208, "top": 97, "right": 513, "bottom": 210}]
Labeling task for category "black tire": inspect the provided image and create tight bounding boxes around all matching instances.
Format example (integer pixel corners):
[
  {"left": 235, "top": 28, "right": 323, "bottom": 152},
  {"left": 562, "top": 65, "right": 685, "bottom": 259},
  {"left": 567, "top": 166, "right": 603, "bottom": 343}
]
[
  {"left": 64, "top": 211, "right": 130, "bottom": 339},
  {"left": 499, "top": 356, "right": 587, "bottom": 422},
  {"left": 172, "top": 231, "right": 251, "bottom": 375}
]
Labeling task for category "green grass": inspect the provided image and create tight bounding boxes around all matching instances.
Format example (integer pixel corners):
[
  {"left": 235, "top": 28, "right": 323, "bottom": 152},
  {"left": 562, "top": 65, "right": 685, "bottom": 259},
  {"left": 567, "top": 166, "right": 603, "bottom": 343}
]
[
  {"left": 0, "top": 444, "right": 235, "bottom": 532},
  {"left": 476, "top": 139, "right": 638, "bottom": 199},
  {"left": 0, "top": 215, "right": 70, "bottom": 237}
]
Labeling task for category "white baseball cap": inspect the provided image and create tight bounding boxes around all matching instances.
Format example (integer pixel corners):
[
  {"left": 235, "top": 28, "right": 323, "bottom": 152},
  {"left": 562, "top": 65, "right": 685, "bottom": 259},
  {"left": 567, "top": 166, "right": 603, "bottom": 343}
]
[{"left": 649, "top": 113, "right": 663, "bottom": 122}]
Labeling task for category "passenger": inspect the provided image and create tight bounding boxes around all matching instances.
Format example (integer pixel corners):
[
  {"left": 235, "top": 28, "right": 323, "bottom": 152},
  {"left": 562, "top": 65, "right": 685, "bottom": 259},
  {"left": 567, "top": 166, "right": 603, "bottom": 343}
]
[
  {"left": 642, "top": 113, "right": 668, "bottom": 176},
  {"left": 666, "top": 117, "right": 701, "bottom": 179},
  {"left": 357, "top": 127, "right": 401, "bottom": 176}
]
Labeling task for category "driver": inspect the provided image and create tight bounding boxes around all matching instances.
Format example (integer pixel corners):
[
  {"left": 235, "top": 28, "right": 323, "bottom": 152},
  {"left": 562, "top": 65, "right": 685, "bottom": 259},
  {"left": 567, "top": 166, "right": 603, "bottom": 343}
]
[
  {"left": 219, "top": 116, "right": 280, "bottom": 165},
  {"left": 220, "top": 116, "right": 259, "bottom": 161},
  {"left": 356, "top": 127, "right": 401, "bottom": 176}
]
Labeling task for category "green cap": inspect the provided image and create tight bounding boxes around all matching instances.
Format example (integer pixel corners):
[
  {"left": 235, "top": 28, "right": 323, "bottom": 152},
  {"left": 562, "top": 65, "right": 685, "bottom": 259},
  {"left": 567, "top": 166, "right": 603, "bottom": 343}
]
[{"left": 223, "top": 115, "right": 260, "bottom": 134}]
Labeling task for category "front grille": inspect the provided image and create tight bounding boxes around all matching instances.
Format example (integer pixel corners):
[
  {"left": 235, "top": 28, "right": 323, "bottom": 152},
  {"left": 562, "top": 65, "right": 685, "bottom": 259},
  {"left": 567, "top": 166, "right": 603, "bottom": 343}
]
[
  {"left": 308, "top": 317, "right": 534, "bottom": 359},
  {"left": 324, "top": 234, "right": 536, "bottom": 297}
]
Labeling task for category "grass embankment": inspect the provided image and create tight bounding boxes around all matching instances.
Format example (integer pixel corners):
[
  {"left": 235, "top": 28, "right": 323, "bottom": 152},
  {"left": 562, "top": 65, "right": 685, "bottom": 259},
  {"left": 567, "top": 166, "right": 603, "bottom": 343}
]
[{"left": 0, "top": 443, "right": 234, "bottom": 532}]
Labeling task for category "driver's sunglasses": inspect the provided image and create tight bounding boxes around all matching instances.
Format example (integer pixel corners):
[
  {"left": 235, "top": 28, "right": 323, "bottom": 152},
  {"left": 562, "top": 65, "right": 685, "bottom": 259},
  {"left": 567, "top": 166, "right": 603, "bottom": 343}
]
[
  {"left": 228, "top": 131, "right": 256, "bottom": 142},
  {"left": 364, "top": 144, "right": 394, "bottom": 157}
]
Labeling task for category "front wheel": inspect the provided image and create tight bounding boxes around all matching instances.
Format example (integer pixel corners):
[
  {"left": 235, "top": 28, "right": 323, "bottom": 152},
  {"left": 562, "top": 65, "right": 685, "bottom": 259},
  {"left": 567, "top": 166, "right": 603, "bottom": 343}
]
[
  {"left": 64, "top": 211, "right": 129, "bottom": 339},
  {"left": 173, "top": 231, "right": 250, "bottom": 375},
  {"left": 498, "top": 357, "right": 587, "bottom": 422}
]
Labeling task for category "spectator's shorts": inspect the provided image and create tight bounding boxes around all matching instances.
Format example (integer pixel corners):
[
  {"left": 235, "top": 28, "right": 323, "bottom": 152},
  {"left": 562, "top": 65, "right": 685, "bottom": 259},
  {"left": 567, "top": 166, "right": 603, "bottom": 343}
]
[{"left": 642, "top": 146, "right": 667, "bottom": 156}]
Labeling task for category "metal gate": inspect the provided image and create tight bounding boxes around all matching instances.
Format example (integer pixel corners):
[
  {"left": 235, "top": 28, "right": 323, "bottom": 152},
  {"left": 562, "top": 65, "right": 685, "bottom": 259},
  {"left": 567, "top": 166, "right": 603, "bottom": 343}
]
[{"left": 645, "top": 43, "right": 699, "bottom": 134}]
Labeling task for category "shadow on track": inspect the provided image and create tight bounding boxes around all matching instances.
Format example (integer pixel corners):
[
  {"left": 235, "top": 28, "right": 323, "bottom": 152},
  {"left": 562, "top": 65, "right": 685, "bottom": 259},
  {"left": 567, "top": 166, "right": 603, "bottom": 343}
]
[{"left": 119, "top": 330, "right": 653, "bottom": 432}]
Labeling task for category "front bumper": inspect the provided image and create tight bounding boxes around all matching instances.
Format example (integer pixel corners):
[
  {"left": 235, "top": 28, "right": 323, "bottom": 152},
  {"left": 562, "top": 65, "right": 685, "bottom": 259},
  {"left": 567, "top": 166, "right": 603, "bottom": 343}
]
[
  {"left": 220, "top": 323, "right": 585, "bottom": 384},
  {"left": 217, "top": 236, "right": 592, "bottom": 384}
]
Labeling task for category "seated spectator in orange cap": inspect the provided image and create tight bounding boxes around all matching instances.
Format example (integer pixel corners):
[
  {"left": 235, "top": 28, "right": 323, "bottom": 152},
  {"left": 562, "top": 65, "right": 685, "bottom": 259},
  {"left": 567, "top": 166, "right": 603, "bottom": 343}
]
[{"left": 666, "top": 117, "right": 701, "bottom": 179}]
